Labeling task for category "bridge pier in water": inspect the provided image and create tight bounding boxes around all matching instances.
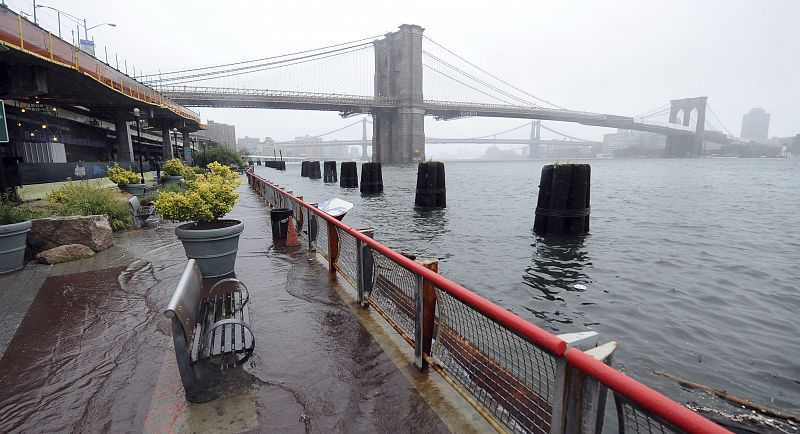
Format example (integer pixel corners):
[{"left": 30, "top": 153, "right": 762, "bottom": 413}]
[{"left": 372, "top": 25, "right": 426, "bottom": 164}]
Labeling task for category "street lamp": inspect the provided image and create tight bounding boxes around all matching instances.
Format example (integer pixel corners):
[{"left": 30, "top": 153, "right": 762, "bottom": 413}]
[
  {"left": 171, "top": 128, "right": 179, "bottom": 160},
  {"left": 133, "top": 108, "right": 145, "bottom": 184},
  {"left": 36, "top": 4, "right": 116, "bottom": 40}
]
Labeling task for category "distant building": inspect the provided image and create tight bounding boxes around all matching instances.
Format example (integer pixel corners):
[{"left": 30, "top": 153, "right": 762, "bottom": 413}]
[
  {"left": 602, "top": 130, "right": 642, "bottom": 154},
  {"left": 199, "top": 120, "right": 236, "bottom": 149},
  {"left": 237, "top": 136, "right": 261, "bottom": 155},
  {"left": 740, "top": 108, "right": 770, "bottom": 139}
]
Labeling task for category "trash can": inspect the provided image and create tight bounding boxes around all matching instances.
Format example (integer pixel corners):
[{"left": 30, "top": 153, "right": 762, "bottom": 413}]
[{"left": 270, "top": 208, "right": 293, "bottom": 240}]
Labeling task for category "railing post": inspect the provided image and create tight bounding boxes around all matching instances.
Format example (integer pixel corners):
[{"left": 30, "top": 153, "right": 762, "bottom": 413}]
[
  {"left": 355, "top": 228, "right": 375, "bottom": 307},
  {"left": 561, "top": 341, "right": 617, "bottom": 434},
  {"left": 413, "top": 258, "right": 438, "bottom": 370},
  {"left": 307, "top": 203, "right": 318, "bottom": 252},
  {"left": 327, "top": 220, "right": 339, "bottom": 273}
]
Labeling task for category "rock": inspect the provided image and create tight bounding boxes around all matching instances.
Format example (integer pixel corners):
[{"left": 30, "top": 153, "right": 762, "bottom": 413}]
[
  {"left": 36, "top": 244, "right": 95, "bottom": 264},
  {"left": 28, "top": 215, "right": 113, "bottom": 254}
]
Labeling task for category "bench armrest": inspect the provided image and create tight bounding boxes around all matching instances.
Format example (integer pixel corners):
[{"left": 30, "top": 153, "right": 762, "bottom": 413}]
[{"left": 209, "top": 278, "right": 250, "bottom": 308}]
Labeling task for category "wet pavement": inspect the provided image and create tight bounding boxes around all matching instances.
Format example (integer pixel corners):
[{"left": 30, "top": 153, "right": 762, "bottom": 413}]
[{"left": 0, "top": 182, "right": 487, "bottom": 433}]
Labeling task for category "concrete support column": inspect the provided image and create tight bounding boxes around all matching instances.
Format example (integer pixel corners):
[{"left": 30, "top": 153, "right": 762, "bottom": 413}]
[
  {"left": 114, "top": 116, "right": 134, "bottom": 161},
  {"left": 182, "top": 131, "right": 192, "bottom": 162},
  {"left": 161, "top": 125, "right": 174, "bottom": 160},
  {"left": 665, "top": 97, "right": 707, "bottom": 157}
]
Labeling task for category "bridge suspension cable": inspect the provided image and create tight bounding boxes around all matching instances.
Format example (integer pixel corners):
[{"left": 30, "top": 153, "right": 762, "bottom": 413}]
[
  {"left": 422, "top": 63, "right": 521, "bottom": 106},
  {"left": 423, "top": 35, "right": 568, "bottom": 110},
  {"left": 706, "top": 103, "right": 734, "bottom": 136},
  {"left": 141, "top": 35, "right": 381, "bottom": 80},
  {"left": 276, "top": 119, "right": 365, "bottom": 143},
  {"left": 539, "top": 123, "right": 594, "bottom": 142},
  {"left": 428, "top": 121, "right": 532, "bottom": 140},
  {"left": 147, "top": 43, "right": 372, "bottom": 86}
]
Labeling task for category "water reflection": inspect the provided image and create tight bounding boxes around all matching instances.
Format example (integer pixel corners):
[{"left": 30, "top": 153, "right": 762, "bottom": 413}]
[{"left": 522, "top": 232, "right": 593, "bottom": 328}]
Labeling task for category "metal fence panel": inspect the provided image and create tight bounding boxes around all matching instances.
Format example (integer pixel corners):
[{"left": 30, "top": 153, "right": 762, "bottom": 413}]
[
  {"left": 432, "top": 288, "right": 560, "bottom": 434},
  {"left": 369, "top": 250, "right": 417, "bottom": 341},
  {"left": 615, "top": 394, "right": 680, "bottom": 434},
  {"left": 335, "top": 227, "right": 359, "bottom": 287},
  {"left": 314, "top": 217, "right": 329, "bottom": 258}
]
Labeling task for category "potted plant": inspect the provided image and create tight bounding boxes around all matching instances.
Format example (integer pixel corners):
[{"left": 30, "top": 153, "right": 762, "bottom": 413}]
[
  {"left": 154, "top": 162, "right": 243, "bottom": 277},
  {"left": 0, "top": 195, "right": 33, "bottom": 274},
  {"left": 162, "top": 158, "right": 195, "bottom": 186},
  {"left": 108, "top": 163, "right": 145, "bottom": 195}
]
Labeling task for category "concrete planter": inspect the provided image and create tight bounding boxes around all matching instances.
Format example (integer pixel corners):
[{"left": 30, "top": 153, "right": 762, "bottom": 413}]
[
  {"left": 0, "top": 220, "right": 32, "bottom": 274},
  {"left": 119, "top": 183, "right": 146, "bottom": 195},
  {"left": 175, "top": 219, "right": 243, "bottom": 278},
  {"left": 164, "top": 176, "right": 184, "bottom": 185}
]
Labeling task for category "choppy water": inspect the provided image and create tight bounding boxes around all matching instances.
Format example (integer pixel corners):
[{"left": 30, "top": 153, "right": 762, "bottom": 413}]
[{"left": 255, "top": 158, "right": 800, "bottom": 416}]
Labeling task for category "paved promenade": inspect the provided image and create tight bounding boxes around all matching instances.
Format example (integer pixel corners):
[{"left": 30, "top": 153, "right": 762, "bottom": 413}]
[{"left": 0, "top": 183, "right": 489, "bottom": 433}]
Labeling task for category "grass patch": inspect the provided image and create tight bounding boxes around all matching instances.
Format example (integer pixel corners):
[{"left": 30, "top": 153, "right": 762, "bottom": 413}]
[{"left": 47, "top": 180, "right": 131, "bottom": 231}]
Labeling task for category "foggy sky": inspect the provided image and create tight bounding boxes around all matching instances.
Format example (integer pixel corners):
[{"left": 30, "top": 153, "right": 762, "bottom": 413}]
[{"left": 11, "top": 0, "right": 799, "bottom": 151}]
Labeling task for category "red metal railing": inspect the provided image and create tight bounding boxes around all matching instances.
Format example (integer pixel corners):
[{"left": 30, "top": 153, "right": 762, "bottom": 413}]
[{"left": 246, "top": 169, "right": 728, "bottom": 434}]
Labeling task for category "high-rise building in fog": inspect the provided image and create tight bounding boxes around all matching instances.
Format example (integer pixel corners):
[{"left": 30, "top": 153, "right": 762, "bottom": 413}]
[
  {"left": 740, "top": 108, "right": 770, "bottom": 139},
  {"left": 199, "top": 120, "right": 237, "bottom": 149}
]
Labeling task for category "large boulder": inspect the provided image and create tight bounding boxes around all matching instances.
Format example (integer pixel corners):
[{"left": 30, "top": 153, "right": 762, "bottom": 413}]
[
  {"left": 36, "top": 244, "right": 95, "bottom": 264},
  {"left": 28, "top": 215, "right": 113, "bottom": 254}
]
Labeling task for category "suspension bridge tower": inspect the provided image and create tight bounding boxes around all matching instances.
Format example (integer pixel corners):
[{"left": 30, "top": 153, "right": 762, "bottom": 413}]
[
  {"left": 372, "top": 25, "right": 425, "bottom": 164},
  {"left": 665, "top": 97, "right": 707, "bottom": 157},
  {"left": 528, "top": 120, "right": 541, "bottom": 158}
]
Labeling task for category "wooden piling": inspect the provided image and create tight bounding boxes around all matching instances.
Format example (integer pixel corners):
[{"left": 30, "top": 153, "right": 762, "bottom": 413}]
[
  {"left": 301, "top": 161, "right": 308, "bottom": 177},
  {"left": 360, "top": 162, "right": 383, "bottom": 194},
  {"left": 414, "top": 161, "right": 446, "bottom": 209},
  {"left": 533, "top": 164, "right": 590, "bottom": 235},
  {"left": 340, "top": 162, "right": 358, "bottom": 188},
  {"left": 323, "top": 161, "right": 338, "bottom": 183},
  {"left": 309, "top": 161, "right": 321, "bottom": 179}
]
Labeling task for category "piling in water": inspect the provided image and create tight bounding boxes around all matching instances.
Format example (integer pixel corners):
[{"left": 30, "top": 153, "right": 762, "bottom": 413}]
[
  {"left": 256, "top": 160, "right": 262, "bottom": 166},
  {"left": 340, "top": 162, "right": 358, "bottom": 188},
  {"left": 533, "top": 163, "right": 590, "bottom": 235},
  {"left": 360, "top": 162, "right": 383, "bottom": 194},
  {"left": 414, "top": 161, "right": 446, "bottom": 209},
  {"left": 308, "top": 161, "right": 322, "bottom": 179},
  {"left": 324, "top": 161, "right": 338, "bottom": 183},
  {"left": 301, "top": 161, "right": 308, "bottom": 177}
]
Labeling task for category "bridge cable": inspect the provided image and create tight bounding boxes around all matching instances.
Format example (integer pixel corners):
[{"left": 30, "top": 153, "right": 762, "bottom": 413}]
[
  {"left": 423, "top": 51, "right": 540, "bottom": 108},
  {"left": 149, "top": 43, "right": 372, "bottom": 85},
  {"left": 422, "top": 63, "right": 520, "bottom": 106},
  {"left": 155, "top": 45, "right": 372, "bottom": 87},
  {"left": 428, "top": 121, "right": 532, "bottom": 140},
  {"left": 706, "top": 103, "right": 734, "bottom": 136},
  {"left": 275, "top": 119, "right": 364, "bottom": 143},
  {"left": 423, "top": 35, "right": 568, "bottom": 110},
  {"left": 141, "top": 35, "right": 381, "bottom": 79},
  {"left": 539, "top": 123, "right": 595, "bottom": 142}
]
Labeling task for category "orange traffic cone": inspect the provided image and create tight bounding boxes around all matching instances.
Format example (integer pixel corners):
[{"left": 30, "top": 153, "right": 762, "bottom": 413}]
[{"left": 286, "top": 212, "right": 299, "bottom": 247}]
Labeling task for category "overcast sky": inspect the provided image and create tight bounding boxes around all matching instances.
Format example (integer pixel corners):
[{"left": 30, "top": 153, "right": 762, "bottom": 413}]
[{"left": 11, "top": 0, "right": 799, "bottom": 154}]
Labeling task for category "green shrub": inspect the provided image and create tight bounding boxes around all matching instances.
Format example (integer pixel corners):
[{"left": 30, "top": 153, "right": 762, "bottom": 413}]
[
  {"left": 194, "top": 146, "right": 245, "bottom": 169},
  {"left": 107, "top": 163, "right": 141, "bottom": 185},
  {"left": 0, "top": 194, "right": 34, "bottom": 225},
  {"left": 47, "top": 180, "right": 131, "bottom": 230},
  {"left": 154, "top": 162, "right": 241, "bottom": 223}
]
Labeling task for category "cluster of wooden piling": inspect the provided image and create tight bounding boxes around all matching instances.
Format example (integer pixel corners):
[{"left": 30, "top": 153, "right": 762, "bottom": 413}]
[
  {"left": 414, "top": 161, "right": 446, "bottom": 209},
  {"left": 534, "top": 163, "right": 590, "bottom": 235},
  {"left": 340, "top": 162, "right": 358, "bottom": 188},
  {"left": 301, "top": 161, "right": 321, "bottom": 179},
  {"left": 263, "top": 161, "right": 286, "bottom": 170},
  {"left": 323, "top": 161, "right": 338, "bottom": 183},
  {"left": 360, "top": 163, "right": 383, "bottom": 194}
]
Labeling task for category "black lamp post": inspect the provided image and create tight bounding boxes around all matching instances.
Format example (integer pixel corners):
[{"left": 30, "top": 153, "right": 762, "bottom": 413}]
[
  {"left": 133, "top": 108, "right": 144, "bottom": 184},
  {"left": 172, "top": 128, "right": 179, "bottom": 160}
]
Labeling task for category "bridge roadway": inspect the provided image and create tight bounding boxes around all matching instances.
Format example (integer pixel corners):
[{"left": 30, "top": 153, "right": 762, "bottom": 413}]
[
  {"left": 270, "top": 138, "right": 601, "bottom": 147},
  {"left": 159, "top": 86, "right": 695, "bottom": 137}
]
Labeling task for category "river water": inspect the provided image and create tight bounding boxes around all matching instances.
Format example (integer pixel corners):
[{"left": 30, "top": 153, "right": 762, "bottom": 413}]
[{"left": 253, "top": 158, "right": 800, "bottom": 416}]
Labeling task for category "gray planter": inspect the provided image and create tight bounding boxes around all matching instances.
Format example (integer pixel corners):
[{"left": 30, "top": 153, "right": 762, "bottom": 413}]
[
  {"left": 0, "top": 220, "right": 32, "bottom": 274},
  {"left": 175, "top": 220, "right": 243, "bottom": 277},
  {"left": 164, "top": 176, "right": 184, "bottom": 185},
  {"left": 119, "top": 183, "right": 146, "bottom": 195}
]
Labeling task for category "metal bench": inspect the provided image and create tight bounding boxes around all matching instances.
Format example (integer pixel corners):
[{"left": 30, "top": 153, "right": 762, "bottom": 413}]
[
  {"left": 128, "top": 196, "right": 156, "bottom": 229},
  {"left": 164, "top": 259, "right": 256, "bottom": 402}
]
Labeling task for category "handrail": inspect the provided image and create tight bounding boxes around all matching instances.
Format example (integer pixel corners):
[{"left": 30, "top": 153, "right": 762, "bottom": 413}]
[
  {"left": 247, "top": 170, "right": 730, "bottom": 434},
  {"left": 565, "top": 349, "right": 729, "bottom": 434}
]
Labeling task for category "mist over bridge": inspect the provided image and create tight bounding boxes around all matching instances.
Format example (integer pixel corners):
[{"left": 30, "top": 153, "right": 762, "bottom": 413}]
[{"left": 149, "top": 25, "right": 721, "bottom": 162}]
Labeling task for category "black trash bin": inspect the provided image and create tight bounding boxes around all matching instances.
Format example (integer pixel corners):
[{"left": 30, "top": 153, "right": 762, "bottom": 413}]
[{"left": 270, "top": 208, "right": 293, "bottom": 240}]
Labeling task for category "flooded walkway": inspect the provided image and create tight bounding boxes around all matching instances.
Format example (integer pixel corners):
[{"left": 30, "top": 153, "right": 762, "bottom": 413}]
[{"left": 0, "top": 184, "right": 483, "bottom": 433}]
